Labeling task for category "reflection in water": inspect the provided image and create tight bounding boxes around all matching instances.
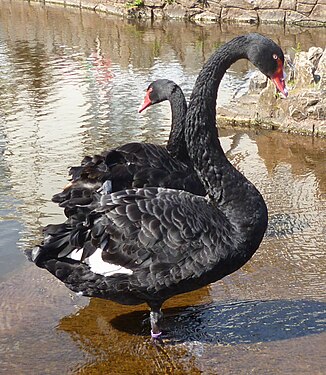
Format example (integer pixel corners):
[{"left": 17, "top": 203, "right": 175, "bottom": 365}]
[
  {"left": 61, "top": 298, "right": 326, "bottom": 344},
  {"left": 87, "top": 36, "right": 114, "bottom": 86},
  {"left": 59, "top": 298, "right": 204, "bottom": 374},
  {"left": 0, "top": 0, "right": 325, "bottom": 373},
  {"left": 56, "top": 297, "right": 326, "bottom": 373}
]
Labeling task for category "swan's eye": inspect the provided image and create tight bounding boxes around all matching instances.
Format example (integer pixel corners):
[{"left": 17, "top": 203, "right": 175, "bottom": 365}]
[{"left": 273, "top": 54, "right": 278, "bottom": 60}]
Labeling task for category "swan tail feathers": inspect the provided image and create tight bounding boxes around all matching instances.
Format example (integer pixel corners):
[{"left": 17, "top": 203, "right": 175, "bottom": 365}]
[{"left": 30, "top": 255, "right": 139, "bottom": 304}]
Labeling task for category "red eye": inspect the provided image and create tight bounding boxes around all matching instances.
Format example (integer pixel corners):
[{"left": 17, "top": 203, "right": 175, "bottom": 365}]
[{"left": 273, "top": 54, "right": 278, "bottom": 60}]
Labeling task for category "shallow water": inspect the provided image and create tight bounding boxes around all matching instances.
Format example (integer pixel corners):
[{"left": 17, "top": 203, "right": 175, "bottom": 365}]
[{"left": 0, "top": 1, "right": 325, "bottom": 373}]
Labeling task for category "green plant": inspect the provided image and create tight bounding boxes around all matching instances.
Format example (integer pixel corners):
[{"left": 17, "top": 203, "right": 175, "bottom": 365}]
[
  {"left": 292, "top": 42, "right": 302, "bottom": 54},
  {"left": 126, "top": 0, "right": 144, "bottom": 9}
]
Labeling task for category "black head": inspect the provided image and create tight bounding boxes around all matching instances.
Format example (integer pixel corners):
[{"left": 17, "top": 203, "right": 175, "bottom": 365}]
[
  {"left": 246, "top": 33, "right": 288, "bottom": 97},
  {"left": 139, "top": 79, "right": 178, "bottom": 113}
]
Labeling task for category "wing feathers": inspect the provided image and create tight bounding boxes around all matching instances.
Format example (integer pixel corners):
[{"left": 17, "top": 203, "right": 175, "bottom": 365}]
[
  {"left": 93, "top": 188, "right": 227, "bottom": 279},
  {"left": 39, "top": 186, "right": 229, "bottom": 295}
]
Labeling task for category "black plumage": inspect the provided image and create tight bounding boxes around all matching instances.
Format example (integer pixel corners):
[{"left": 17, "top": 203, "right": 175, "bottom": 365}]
[
  {"left": 52, "top": 79, "right": 205, "bottom": 218},
  {"left": 31, "top": 33, "right": 288, "bottom": 339}
]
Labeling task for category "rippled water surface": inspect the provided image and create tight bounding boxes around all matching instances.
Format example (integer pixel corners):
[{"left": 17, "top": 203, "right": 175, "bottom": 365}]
[{"left": 0, "top": 1, "right": 325, "bottom": 373}]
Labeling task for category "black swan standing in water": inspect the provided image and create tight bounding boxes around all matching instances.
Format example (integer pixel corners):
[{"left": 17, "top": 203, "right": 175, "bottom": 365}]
[
  {"left": 52, "top": 79, "right": 205, "bottom": 218},
  {"left": 31, "top": 34, "right": 288, "bottom": 339}
]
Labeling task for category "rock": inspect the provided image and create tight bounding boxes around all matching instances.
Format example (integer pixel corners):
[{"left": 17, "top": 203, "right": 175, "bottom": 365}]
[
  {"left": 144, "top": 0, "right": 165, "bottom": 6},
  {"left": 258, "top": 9, "right": 285, "bottom": 23},
  {"left": 315, "top": 49, "right": 326, "bottom": 89},
  {"left": 249, "top": 71, "right": 268, "bottom": 92},
  {"left": 257, "top": 79, "right": 282, "bottom": 119},
  {"left": 300, "top": 91, "right": 325, "bottom": 120},
  {"left": 310, "top": 4, "right": 326, "bottom": 22},
  {"left": 220, "top": 0, "right": 255, "bottom": 10},
  {"left": 306, "top": 98, "right": 320, "bottom": 107},
  {"left": 152, "top": 7, "right": 165, "bottom": 18},
  {"left": 286, "top": 10, "right": 311, "bottom": 23},
  {"left": 293, "top": 51, "right": 315, "bottom": 88},
  {"left": 289, "top": 106, "right": 308, "bottom": 121},
  {"left": 189, "top": 1, "right": 222, "bottom": 20},
  {"left": 307, "top": 47, "right": 323, "bottom": 67},
  {"left": 199, "top": 0, "right": 222, "bottom": 14},
  {"left": 220, "top": 44, "right": 325, "bottom": 136},
  {"left": 302, "top": 0, "right": 319, "bottom": 4},
  {"left": 280, "top": 0, "right": 296, "bottom": 10},
  {"left": 306, "top": 101, "right": 326, "bottom": 120},
  {"left": 221, "top": 7, "right": 258, "bottom": 23},
  {"left": 193, "top": 10, "right": 221, "bottom": 21},
  {"left": 248, "top": 47, "right": 325, "bottom": 132},
  {"left": 254, "top": 0, "right": 281, "bottom": 9},
  {"left": 291, "top": 48, "right": 324, "bottom": 89},
  {"left": 296, "top": 2, "right": 315, "bottom": 15},
  {"left": 164, "top": 3, "right": 187, "bottom": 19}
]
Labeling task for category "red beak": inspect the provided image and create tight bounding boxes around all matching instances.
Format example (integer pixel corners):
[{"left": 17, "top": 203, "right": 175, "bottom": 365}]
[
  {"left": 138, "top": 89, "right": 152, "bottom": 113},
  {"left": 271, "top": 58, "right": 288, "bottom": 97}
]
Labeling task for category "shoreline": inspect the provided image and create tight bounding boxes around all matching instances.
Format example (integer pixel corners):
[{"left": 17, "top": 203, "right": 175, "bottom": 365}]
[
  {"left": 23, "top": 0, "right": 326, "bottom": 137},
  {"left": 26, "top": 0, "right": 326, "bottom": 26}
]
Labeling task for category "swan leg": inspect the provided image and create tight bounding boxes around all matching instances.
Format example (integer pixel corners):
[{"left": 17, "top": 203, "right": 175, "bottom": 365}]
[{"left": 150, "top": 308, "right": 163, "bottom": 340}]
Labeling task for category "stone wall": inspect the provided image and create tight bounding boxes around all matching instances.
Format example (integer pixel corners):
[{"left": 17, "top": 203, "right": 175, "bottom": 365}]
[
  {"left": 32, "top": 0, "right": 326, "bottom": 26},
  {"left": 154, "top": 0, "right": 326, "bottom": 25}
]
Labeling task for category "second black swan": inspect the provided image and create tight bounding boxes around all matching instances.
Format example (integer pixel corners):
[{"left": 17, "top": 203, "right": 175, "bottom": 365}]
[
  {"left": 53, "top": 78, "right": 205, "bottom": 218},
  {"left": 31, "top": 33, "right": 288, "bottom": 339}
]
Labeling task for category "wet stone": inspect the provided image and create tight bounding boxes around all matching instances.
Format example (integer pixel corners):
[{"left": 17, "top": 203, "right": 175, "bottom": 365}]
[
  {"left": 249, "top": 71, "right": 268, "bottom": 92},
  {"left": 289, "top": 106, "right": 308, "bottom": 121},
  {"left": 315, "top": 49, "right": 326, "bottom": 89},
  {"left": 221, "top": 7, "right": 258, "bottom": 23}
]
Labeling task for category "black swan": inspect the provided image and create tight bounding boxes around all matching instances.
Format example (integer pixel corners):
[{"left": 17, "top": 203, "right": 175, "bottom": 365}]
[
  {"left": 52, "top": 79, "right": 205, "bottom": 218},
  {"left": 31, "top": 33, "right": 288, "bottom": 339}
]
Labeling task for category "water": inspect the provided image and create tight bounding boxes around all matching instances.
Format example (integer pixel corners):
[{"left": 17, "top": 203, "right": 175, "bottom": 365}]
[{"left": 0, "top": 0, "right": 325, "bottom": 373}]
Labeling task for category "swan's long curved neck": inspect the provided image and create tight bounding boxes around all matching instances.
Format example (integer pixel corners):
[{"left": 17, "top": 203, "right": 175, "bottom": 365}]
[
  {"left": 166, "top": 86, "right": 189, "bottom": 163},
  {"left": 186, "top": 35, "right": 250, "bottom": 191},
  {"left": 186, "top": 35, "right": 250, "bottom": 151},
  {"left": 186, "top": 34, "right": 268, "bottom": 243}
]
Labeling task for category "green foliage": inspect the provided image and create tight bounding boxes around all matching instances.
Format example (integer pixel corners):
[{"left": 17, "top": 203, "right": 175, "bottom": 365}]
[
  {"left": 286, "top": 79, "right": 295, "bottom": 87},
  {"left": 126, "top": 0, "right": 144, "bottom": 9},
  {"left": 292, "top": 42, "right": 302, "bottom": 54}
]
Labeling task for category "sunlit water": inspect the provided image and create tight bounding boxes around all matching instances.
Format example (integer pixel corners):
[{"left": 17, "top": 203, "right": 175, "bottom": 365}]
[{"left": 0, "top": 1, "right": 325, "bottom": 373}]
